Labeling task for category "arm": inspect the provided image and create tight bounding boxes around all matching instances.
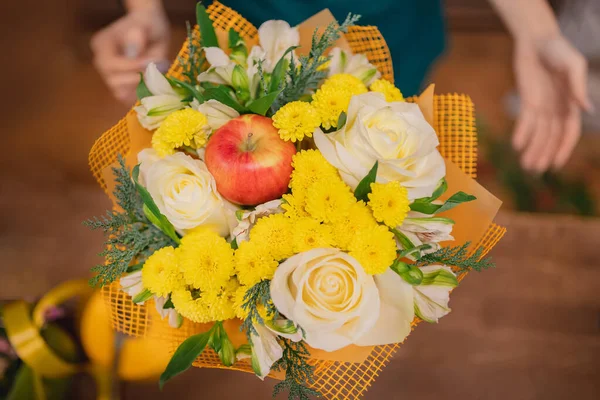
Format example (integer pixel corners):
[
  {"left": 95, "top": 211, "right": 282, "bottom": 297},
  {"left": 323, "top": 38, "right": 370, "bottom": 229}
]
[{"left": 487, "top": 0, "right": 592, "bottom": 171}]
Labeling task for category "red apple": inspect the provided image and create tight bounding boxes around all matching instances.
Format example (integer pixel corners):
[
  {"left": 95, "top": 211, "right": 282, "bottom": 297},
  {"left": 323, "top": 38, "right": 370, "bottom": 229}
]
[{"left": 205, "top": 114, "right": 296, "bottom": 206}]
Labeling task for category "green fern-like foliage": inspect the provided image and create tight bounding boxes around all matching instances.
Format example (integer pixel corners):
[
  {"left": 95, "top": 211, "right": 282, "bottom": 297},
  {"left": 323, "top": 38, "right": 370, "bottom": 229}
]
[
  {"left": 273, "top": 339, "right": 320, "bottom": 400},
  {"left": 84, "top": 155, "right": 175, "bottom": 287},
  {"left": 240, "top": 280, "right": 279, "bottom": 339},
  {"left": 417, "top": 242, "right": 495, "bottom": 272},
  {"left": 272, "top": 13, "right": 360, "bottom": 110}
]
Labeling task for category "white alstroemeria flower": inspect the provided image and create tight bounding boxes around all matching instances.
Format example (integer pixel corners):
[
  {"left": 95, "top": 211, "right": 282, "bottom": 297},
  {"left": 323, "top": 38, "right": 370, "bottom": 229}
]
[
  {"left": 413, "top": 265, "right": 458, "bottom": 323},
  {"left": 328, "top": 47, "right": 381, "bottom": 86},
  {"left": 270, "top": 248, "right": 414, "bottom": 352},
  {"left": 250, "top": 323, "right": 283, "bottom": 380},
  {"left": 191, "top": 99, "right": 240, "bottom": 130},
  {"left": 154, "top": 295, "right": 183, "bottom": 328},
  {"left": 397, "top": 211, "right": 455, "bottom": 255},
  {"left": 198, "top": 47, "right": 237, "bottom": 85},
  {"left": 231, "top": 199, "right": 283, "bottom": 243},
  {"left": 257, "top": 20, "right": 299, "bottom": 73},
  {"left": 138, "top": 149, "right": 238, "bottom": 236},
  {"left": 314, "top": 92, "right": 446, "bottom": 199},
  {"left": 134, "top": 63, "right": 187, "bottom": 130},
  {"left": 120, "top": 270, "right": 144, "bottom": 299}
]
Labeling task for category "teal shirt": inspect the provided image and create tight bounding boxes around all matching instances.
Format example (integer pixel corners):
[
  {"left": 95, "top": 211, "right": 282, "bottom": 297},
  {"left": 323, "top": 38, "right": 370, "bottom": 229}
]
[{"left": 219, "top": 0, "right": 446, "bottom": 96}]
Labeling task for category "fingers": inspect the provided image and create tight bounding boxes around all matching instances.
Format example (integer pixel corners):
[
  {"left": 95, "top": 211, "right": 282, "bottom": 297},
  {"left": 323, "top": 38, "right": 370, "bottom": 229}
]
[
  {"left": 531, "top": 114, "right": 561, "bottom": 172},
  {"left": 106, "top": 72, "right": 140, "bottom": 104},
  {"left": 512, "top": 107, "right": 536, "bottom": 152},
  {"left": 520, "top": 114, "right": 550, "bottom": 172},
  {"left": 553, "top": 102, "right": 581, "bottom": 169},
  {"left": 123, "top": 26, "right": 148, "bottom": 59},
  {"left": 565, "top": 54, "right": 594, "bottom": 113}
]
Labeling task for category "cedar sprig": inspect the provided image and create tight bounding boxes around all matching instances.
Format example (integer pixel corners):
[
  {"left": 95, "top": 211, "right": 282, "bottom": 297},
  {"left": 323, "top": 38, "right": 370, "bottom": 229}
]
[
  {"left": 273, "top": 13, "right": 360, "bottom": 110},
  {"left": 84, "top": 155, "right": 175, "bottom": 287},
  {"left": 240, "top": 280, "right": 279, "bottom": 338},
  {"left": 416, "top": 242, "right": 495, "bottom": 272},
  {"left": 178, "top": 21, "right": 206, "bottom": 84},
  {"left": 272, "top": 339, "right": 320, "bottom": 400}
]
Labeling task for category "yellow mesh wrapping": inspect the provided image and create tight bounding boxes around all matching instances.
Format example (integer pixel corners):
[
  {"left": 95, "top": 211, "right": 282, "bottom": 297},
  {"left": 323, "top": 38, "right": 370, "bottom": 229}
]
[{"left": 91, "top": 2, "right": 506, "bottom": 398}]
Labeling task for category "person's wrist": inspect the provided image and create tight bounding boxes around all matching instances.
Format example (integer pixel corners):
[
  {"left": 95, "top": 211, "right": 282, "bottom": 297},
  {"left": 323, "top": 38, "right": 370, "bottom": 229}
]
[{"left": 125, "top": 0, "right": 163, "bottom": 12}]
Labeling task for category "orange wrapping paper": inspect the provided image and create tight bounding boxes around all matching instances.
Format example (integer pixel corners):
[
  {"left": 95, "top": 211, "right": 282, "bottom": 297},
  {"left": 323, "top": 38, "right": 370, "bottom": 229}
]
[{"left": 92, "top": 1, "right": 506, "bottom": 398}]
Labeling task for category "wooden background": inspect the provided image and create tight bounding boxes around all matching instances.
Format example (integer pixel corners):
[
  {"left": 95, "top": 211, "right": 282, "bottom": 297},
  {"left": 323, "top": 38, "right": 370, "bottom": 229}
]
[{"left": 0, "top": 0, "right": 598, "bottom": 399}]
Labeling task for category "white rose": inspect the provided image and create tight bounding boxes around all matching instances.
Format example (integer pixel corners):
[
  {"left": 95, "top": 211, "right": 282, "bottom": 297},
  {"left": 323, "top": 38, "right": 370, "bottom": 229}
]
[
  {"left": 134, "top": 63, "right": 187, "bottom": 130},
  {"left": 138, "top": 149, "right": 237, "bottom": 237},
  {"left": 270, "top": 248, "right": 414, "bottom": 352},
  {"left": 257, "top": 20, "right": 299, "bottom": 73},
  {"left": 328, "top": 47, "right": 380, "bottom": 86},
  {"left": 191, "top": 99, "right": 239, "bottom": 130},
  {"left": 314, "top": 92, "right": 446, "bottom": 200}
]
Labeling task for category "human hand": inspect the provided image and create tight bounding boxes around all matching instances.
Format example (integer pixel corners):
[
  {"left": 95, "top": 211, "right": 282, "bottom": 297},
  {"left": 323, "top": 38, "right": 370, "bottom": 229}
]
[
  {"left": 91, "top": 4, "right": 170, "bottom": 105},
  {"left": 512, "top": 34, "right": 593, "bottom": 172}
]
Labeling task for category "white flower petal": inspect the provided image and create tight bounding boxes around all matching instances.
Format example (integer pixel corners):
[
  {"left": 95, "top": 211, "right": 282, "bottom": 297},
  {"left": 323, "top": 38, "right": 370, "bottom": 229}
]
[
  {"left": 355, "top": 268, "right": 414, "bottom": 346},
  {"left": 250, "top": 323, "right": 283, "bottom": 380},
  {"left": 144, "top": 62, "right": 177, "bottom": 96},
  {"left": 193, "top": 99, "right": 240, "bottom": 130},
  {"left": 413, "top": 265, "right": 457, "bottom": 323},
  {"left": 204, "top": 47, "right": 231, "bottom": 67},
  {"left": 120, "top": 271, "right": 143, "bottom": 298}
]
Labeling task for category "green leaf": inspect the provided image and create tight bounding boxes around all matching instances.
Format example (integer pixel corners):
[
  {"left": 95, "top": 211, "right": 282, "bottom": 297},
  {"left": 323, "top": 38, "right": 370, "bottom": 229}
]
[
  {"left": 414, "top": 178, "right": 448, "bottom": 203},
  {"left": 196, "top": 3, "right": 218, "bottom": 48},
  {"left": 269, "top": 46, "right": 298, "bottom": 93},
  {"left": 336, "top": 111, "right": 347, "bottom": 129},
  {"left": 126, "top": 262, "right": 144, "bottom": 273},
  {"left": 133, "top": 288, "right": 153, "bottom": 304},
  {"left": 168, "top": 77, "right": 205, "bottom": 103},
  {"left": 228, "top": 28, "right": 243, "bottom": 49},
  {"left": 410, "top": 191, "right": 476, "bottom": 214},
  {"left": 436, "top": 192, "right": 477, "bottom": 213},
  {"left": 163, "top": 297, "right": 175, "bottom": 309},
  {"left": 136, "top": 73, "right": 152, "bottom": 100},
  {"left": 203, "top": 87, "right": 246, "bottom": 113},
  {"left": 132, "top": 165, "right": 180, "bottom": 244},
  {"left": 354, "top": 162, "right": 378, "bottom": 202},
  {"left": 247, "top": 89, "right": 283, "bottom": 116},
  {"left": 159, "top": 329, "right": 212, "bottom": 389},
  {"left": 230, "top": 238, "right": 238, "bottom": 250}
]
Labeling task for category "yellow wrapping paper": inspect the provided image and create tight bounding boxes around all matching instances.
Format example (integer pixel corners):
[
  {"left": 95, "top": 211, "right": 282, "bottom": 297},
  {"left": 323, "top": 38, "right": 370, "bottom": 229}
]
[{"left": 90, "top": 1, "right": 506, "bottom": 398}]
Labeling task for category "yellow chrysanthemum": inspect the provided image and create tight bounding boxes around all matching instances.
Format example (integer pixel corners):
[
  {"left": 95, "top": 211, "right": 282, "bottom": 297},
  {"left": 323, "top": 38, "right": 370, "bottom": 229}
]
[
  {"left": 370, "top": 78, "right": 405, "bottom": 102},
  {"left": 329, "top": 201, "right": 379, "bottom": 249},
  {"left": 141, "top": 246, "right": 184, "bottom": 297},
  {"left": 348, "top": 224, "right": 397, "bottom": 275},
  {"left": 249, "top": 214, "right": 294, "bottom": 260},
  {"left": 281, "top": 193, "right": 309, "bottom": 220},
  {"left": 234, "top": 240, "right": 279, "bottom": 287},
  {"left": 289, "top": 150, "right": 340, "bottom": 198},
  {"left": 368, "top": 181, "right": 410, "bottom": 227},
  {"left": 272, "top": 101, "right": 321, "bottom": 142},
  {"left": 152, "top": 108, "right": 210, "bottom": 157},
  {"left": 311, "top": 74, "right": 367, "bottom": 130},
  {"left": 324, "top": 73, "right": 368, "bottom": 94},
  {"left": 233, "top": 285, "right": 250, "bottom": 319},
  {"left": 170, "top": 286, "right": 236, "bottom": 323},
  {"left": 305, "top": 179, "right": 355, "bottom": 223},
  {"left": 292, "top": 218, "right": 333, "bottom": 253},
  {"left": 178, "top": 228, "right": 235, "bottom": 292}
]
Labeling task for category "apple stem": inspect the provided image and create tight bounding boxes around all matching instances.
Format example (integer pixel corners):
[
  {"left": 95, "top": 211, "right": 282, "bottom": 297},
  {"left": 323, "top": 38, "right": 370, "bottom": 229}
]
[{"left": 241, "top": 132, "right": 257, "bottom": 152}]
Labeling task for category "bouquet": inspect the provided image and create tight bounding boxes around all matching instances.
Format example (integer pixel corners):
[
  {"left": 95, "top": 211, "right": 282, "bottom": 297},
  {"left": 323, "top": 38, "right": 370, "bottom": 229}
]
[{"left": 86, "top": 2, "right": 506, "bottom": 399}]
